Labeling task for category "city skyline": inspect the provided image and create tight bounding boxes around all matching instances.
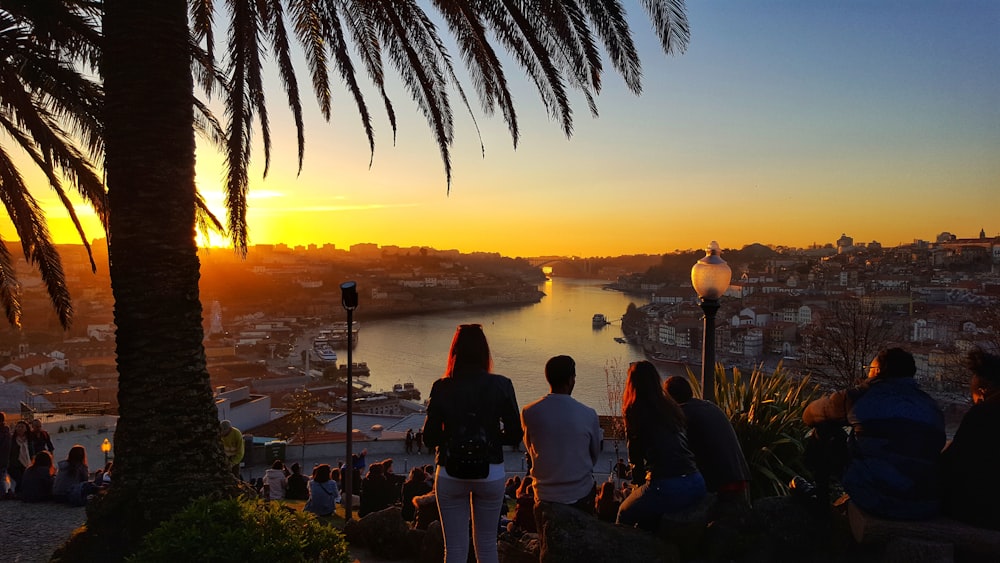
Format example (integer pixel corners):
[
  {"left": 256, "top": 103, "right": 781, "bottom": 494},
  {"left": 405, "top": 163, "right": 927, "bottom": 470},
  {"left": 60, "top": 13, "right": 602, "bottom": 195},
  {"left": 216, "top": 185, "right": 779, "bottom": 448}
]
[{"left": 6, "top": 1, "right": 1000, "bottom": 257}]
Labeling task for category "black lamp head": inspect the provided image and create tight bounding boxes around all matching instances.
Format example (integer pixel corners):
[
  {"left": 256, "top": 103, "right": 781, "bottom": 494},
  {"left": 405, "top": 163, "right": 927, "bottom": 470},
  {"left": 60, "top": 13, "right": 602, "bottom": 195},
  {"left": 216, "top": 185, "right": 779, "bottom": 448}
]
[{"left": 341, "top": 281, "right": 359, "bottom": 310}]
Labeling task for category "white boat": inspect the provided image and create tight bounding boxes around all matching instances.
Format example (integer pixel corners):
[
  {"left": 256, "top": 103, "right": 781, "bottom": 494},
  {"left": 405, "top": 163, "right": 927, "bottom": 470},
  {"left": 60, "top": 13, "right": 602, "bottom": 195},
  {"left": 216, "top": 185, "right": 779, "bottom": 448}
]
[{"left": 312, "top": 340, "right": 338, "bottom": 362}]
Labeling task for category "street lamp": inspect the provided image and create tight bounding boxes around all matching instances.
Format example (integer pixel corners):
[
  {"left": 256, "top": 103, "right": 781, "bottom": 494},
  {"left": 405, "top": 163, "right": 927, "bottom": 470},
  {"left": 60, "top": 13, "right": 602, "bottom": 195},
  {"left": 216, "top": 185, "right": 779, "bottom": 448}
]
[
  {"left": 101, "top": 437, "right": 112, "bottom": 465},
  {"left": 340, "top": 281, "right": 359, "bottom": 518},
  {"left": 691, "top": 241, "right": 731, "bottom": 404}
]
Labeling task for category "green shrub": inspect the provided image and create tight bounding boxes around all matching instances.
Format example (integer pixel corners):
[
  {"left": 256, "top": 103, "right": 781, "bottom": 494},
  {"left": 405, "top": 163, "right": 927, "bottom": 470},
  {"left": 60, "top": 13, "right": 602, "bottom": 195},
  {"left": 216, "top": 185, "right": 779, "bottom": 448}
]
[
  {"left": 687, "top": 363, "right": 819, "bottom": 500},
  {"left": 128, "top": 497, "right": 350, "bottom": 563}
]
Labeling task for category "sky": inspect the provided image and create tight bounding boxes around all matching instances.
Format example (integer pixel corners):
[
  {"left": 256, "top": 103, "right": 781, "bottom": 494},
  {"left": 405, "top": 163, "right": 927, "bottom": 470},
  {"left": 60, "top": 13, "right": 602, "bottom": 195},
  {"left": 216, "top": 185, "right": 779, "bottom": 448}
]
[{"left": 14, "top": 1, "right": 1000, "bottom": 258}]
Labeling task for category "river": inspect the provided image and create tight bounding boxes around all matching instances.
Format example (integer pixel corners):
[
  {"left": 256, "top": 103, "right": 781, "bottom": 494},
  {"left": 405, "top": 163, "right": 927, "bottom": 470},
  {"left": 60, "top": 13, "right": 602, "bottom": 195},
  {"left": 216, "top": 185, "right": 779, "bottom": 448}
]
[{"left": 330, "top": 277, "right": 655, "bottom": 416}]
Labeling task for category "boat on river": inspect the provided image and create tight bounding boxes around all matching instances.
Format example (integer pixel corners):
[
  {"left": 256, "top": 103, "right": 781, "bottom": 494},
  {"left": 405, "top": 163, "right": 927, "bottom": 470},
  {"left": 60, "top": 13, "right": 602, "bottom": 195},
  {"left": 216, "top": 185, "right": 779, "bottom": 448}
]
[
  {"left": 592, "top": 313, "right": 608, "bottom": 326},
  {"left": 332, "top": 362, "right": 370, "bottom": 378},
  {"left": 388, "top": 382, "right": 421, "bottom": 401}
]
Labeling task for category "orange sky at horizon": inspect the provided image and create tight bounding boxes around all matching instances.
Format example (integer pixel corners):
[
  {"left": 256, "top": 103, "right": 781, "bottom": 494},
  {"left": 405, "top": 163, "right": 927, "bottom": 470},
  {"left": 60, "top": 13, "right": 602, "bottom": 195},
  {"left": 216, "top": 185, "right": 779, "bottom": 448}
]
[{"left": 4, "top": 3, "right": 998, "bottom": 259}]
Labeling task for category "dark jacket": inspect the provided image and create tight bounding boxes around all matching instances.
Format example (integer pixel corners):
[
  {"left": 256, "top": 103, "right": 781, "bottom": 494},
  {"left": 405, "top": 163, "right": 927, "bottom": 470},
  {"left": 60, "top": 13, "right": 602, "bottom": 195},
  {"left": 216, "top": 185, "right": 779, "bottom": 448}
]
[
  {"left": 18, "top": 465, "right": 54, "bottom": 502},
  {"left": 422, "top": 369, "right": 523, "bottom": 466},
  {"left": 625, "top": 404, "right": 699, "bottom": 484},
  {"left": 286, "top": 473, "right": 309, "bottom": 500},
  {"left": 0, "top": 424, "right": 10, "bottom": 469},
  {"left": 679, "top": 398, "right": 750, "bottom": 491},
  {"left": 803, "top": 376, "right": 945, "bottom": 520},
  {"left": 941, "top": 400, "right": 1000, "bottom": 529}
]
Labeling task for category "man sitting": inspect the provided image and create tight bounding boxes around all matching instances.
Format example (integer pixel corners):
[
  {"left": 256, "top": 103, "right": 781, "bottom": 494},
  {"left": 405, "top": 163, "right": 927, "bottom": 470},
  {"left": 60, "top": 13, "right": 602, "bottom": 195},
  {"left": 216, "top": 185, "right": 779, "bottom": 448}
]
[
  {"left": 803, "top": 347, "right": 945, "bottom": 520},
  {"left": 664, "top": 376, "right": 750, "bottom": 507},
  {"left": 521, "top": 355, "right": 601, "bottom": 513}
]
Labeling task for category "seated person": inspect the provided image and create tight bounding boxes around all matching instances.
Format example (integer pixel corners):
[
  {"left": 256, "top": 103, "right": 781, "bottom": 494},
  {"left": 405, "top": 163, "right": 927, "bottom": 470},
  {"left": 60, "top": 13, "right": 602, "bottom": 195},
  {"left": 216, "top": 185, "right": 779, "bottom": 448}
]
[
  {"left": 941, "top": 348, "right": 1000, "bottom": 530},
  {"left": 506, "top": 476, "right": 537, "bottom": 534},
  {"left": 803, "top": 348, "right": 945, "bottom": 519},
  {"left": 664, "top": 376, "right": 751, "bottom": 506},
  {"left": 53, "top": 445, "right": 97, "bottom": 505},
  {"left": 594, "top": 480, "right": 621, "bottom": 523},
  {"left": 504, "top": 475, "right": 521, "bottom": 500},
  {"left": 401, "top": 467, "right": 432, "bottom": 522},
  {"left": 304, "top": 464, "right": 340, "bottom": 517},
  {"left": 413, "top": 488, "right": 440, "bottom": 531},
  {"left": 263, "top": 459, "right": 288, "bottom": 501},
  {"left": 19, "top": 451, "right": 56, "bottom": 503},
  {"left": 286, "top": 462, "right": 309, "bottom": 500},
  {"left": 358, "top": 461, "right": 397, "bottom": 517}
]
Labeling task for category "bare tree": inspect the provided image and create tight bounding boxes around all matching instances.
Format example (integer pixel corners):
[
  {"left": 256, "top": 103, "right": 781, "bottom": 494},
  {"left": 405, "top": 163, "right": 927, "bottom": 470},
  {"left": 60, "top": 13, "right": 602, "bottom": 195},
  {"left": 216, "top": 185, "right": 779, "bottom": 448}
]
[
  {"left": 801, "top": 297, "right": 905, "bottom": 389},
  {"left": 604, "top": 358, "right": 627, "bottom": 464}
]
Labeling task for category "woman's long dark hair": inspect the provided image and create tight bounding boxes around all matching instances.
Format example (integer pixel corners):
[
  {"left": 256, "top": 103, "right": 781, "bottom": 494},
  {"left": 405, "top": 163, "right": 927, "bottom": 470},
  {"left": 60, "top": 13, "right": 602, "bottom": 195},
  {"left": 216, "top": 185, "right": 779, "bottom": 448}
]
[
  {"left": 67, "top": 444, "right": 88, "bottom": 468},
  {"left": 444, "top": 323, "right": 492, "bottom": 377},
  {"left": 622, "top": 361, "right": 685, "bottom": 431}
]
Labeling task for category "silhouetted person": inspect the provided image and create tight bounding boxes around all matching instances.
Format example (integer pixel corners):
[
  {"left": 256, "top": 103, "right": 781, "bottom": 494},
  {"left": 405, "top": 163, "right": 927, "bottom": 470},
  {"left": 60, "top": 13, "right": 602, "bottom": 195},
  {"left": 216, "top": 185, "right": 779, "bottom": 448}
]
[
  {"left": 803, "top": 347, "right": 945, "bottom": 519},
  {"left": 941, "top": 348, "right": 1000, "bottom": 529},
  {"left": 521, "top": 355, "right": 600, "bottom": 513},
  {"left": 664, "top": 376, "right": 750, "bottom": 507},
  {"left": 617, "top": 361, "right": 705, "bottom": 531}
]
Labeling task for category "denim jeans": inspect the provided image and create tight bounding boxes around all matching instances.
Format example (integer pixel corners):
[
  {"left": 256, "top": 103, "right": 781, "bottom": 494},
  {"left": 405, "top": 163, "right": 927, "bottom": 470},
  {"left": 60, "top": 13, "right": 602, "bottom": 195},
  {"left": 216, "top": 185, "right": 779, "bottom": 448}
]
[
  {"left": 435, "top": 465, "right": 505, "bottom": 563},
  {"left": 617, "top": 472, "right": 706, "bottom": 531}
]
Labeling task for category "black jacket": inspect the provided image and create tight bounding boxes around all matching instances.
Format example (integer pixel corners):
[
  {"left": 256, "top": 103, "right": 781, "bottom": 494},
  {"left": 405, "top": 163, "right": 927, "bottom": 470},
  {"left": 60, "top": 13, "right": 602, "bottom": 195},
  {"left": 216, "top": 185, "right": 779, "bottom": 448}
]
[{"left": 422, "top": 369, "right": 522, "bottom": 466}]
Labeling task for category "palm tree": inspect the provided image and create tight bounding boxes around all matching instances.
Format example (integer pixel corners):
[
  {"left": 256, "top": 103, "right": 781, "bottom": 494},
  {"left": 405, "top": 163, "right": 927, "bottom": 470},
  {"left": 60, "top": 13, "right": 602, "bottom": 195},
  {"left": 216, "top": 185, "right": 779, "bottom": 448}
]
[
  {"left": 86, "top": 0, "right": 690, "bottom": 555},
  {"left": 0, "top": 1, "right": 107, "bottom": 329}
]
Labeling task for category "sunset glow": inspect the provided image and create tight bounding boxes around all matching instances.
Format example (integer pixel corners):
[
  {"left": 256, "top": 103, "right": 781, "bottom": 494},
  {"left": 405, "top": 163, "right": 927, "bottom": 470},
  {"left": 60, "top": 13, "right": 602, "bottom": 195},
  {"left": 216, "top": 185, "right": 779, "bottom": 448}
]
[{"left": 8, "top": 2, "right": 999, "bottom": 257}]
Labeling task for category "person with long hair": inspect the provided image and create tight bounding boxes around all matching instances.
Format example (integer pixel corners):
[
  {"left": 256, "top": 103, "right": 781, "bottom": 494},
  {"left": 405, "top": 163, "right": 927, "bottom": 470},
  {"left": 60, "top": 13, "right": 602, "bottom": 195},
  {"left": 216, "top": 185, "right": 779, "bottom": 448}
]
[
  {"left": 18, "top": 450, "right": 56, "bottom": 502},
  {"left": 304, "top": 463, "right": 340, "bottom": 517},
  {"left": 401, "top": 466, "right": 432, "bottom": 522},
  {"left": 53, "top": 444, "right": 92, "bottom": 504},
  {"left": 616, "top": 361, "right": 705, "bottom": 531},
  {"left": 7, "top": 421, "right": 32, "bottom": 493},
  {"left": 422, "top": 323, "right": 523, "bottom": 563}
]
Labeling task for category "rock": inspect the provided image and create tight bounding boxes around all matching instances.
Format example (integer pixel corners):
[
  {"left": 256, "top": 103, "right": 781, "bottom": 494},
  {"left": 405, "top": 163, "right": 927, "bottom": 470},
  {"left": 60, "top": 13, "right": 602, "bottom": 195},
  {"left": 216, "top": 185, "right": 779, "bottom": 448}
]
[
  {"left": 534, "top": 501, "right": 679, "bottom": 563},
  {"left": 740, "top": 495, "right": 832, "bottom": 563},
  {"left": 657, "top": 492, "right": 716, "bottom": 557},
  {"left": 498, "top": 532, "right": 540, "bottom": 563},
  {"left": 353, "top": 506, "right": 411, "bottom": 559},
  {"left": 419, "top": 520, "right": 445, "bottom": 563}
]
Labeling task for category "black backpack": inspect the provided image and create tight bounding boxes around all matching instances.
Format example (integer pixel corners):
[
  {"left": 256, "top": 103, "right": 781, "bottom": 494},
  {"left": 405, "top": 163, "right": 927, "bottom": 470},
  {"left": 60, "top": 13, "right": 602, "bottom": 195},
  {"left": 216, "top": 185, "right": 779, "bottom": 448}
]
[{"left": 444, "top": 382, "right": 492, "bottom": 479}]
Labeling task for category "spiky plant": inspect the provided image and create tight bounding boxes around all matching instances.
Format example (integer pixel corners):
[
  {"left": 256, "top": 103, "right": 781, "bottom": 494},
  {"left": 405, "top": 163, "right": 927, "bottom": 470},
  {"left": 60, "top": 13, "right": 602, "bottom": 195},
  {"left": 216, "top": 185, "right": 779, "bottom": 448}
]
[{"left": 687, "top": 362, "right": 819, "bottom": 500}]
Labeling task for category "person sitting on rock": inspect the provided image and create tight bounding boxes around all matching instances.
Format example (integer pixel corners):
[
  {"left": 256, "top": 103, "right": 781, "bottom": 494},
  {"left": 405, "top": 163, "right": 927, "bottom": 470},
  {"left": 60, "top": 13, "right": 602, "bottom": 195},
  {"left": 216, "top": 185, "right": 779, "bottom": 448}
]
[
  {"left": 18, "top": 451, "right": 56, "bottom": 502},
  {"left": 413, "top": 488, "right": 440, "bottom": 530},
  {"left": 616, "top": 361, "right": 706, "bottom": 531},
  {"left": 521, "top": 355, "right": 601, "bottom": 514},
  {"left": 506, "top": 475, "right": 537, "bottom": 535},
  {"left": 304, "top": 464, "right": 340, "bottom": 517},
  {"left": 594, "top": 480, "right": 621, "bottom": 523},
  {"left": 941, "top": 348, "right": 1000, "bottom": 529},
  {"left": 803, "top": 347, "right": 945, "bottom": 519},
  {"left": 358, "top": 461, "right": 397, "bottom": 517},
  {"left": 664, "top": 376, "right": 751, "bottom": 508},
  {"left": 263, "top": 459, "right": 288, "bottom": 501},
  {"left": 285, "top": 462, "right": 309, "bottom": 500},
  {"left": 401, "top": 466, "right": 432, "bottom": 522}
]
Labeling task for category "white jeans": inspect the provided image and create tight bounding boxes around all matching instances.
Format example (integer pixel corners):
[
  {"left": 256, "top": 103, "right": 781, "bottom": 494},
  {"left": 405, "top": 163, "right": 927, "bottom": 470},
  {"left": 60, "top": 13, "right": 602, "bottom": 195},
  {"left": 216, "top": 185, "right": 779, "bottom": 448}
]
[{"left": 435, "top": 465, "right": 505, "bottom": 563}]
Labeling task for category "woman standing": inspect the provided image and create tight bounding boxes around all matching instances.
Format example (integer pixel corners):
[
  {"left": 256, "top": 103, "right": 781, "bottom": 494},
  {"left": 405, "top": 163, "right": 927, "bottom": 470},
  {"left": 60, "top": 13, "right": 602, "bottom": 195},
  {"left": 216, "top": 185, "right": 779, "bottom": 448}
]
[
  {"left": 422, "top": 324, "right": 523, "bottom": 563},
  {"left": 7, "top": 421, "right": 32, "bottom": 493},
  {"left": 617, "top": 361, "right": 706, "bottom": 531}
]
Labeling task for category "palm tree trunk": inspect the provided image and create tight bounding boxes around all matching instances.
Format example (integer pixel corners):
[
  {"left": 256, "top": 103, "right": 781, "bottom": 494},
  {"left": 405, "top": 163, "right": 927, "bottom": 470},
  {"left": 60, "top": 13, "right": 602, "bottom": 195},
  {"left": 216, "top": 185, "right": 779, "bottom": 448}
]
[{"left": 95, "top": 0, "right": 234, "bottom": 547}]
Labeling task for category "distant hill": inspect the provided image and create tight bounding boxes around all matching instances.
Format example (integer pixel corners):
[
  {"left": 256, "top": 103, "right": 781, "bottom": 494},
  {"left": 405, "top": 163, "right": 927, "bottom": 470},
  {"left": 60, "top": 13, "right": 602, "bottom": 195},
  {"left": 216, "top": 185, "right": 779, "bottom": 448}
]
[{"left": 725, "top": 243, "right": 778, "bottom": 263}]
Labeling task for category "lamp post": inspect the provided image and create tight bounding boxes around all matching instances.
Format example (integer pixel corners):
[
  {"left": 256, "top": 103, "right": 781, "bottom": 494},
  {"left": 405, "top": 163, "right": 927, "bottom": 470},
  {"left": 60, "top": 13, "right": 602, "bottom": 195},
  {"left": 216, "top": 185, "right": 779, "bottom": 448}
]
[
  {"left": 340, "top": 281, "right": 359, "bottom": 517},
  {"left": 101, "top": 437, "right": 112, "bottom": 465},
  {"left": 691, "top": 241, "right": 731, "bottom": 404}
]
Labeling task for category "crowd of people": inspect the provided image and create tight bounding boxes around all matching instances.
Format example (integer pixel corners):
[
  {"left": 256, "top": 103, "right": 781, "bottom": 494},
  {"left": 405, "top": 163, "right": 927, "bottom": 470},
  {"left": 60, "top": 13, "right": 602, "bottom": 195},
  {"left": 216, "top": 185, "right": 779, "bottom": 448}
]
[
  {"left": 2, "top": 322, "right": 998, "bottom": 563},
  {"left": 0, "top": 421, "right": 110, "bottom": 506}
]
